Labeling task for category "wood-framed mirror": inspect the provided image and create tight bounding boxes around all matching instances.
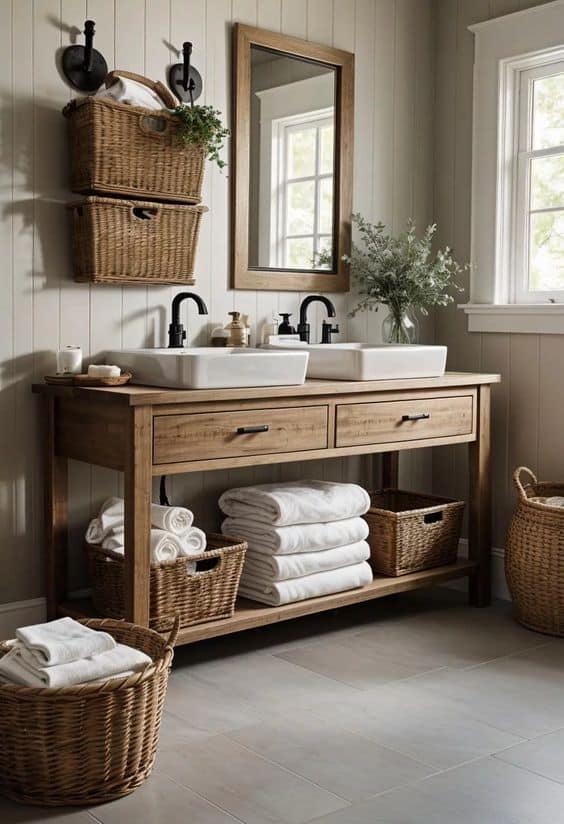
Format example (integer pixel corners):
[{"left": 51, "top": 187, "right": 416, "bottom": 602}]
[{"left": 231, "top": 24, "right": 354, "bottom": 292}]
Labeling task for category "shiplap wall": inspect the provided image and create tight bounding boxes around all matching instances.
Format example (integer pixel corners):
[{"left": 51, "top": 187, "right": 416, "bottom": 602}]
[
  {"left": 433, "top": 0, "right": 560, "bottom": 550},
  {"left": 0, "top": 0, "right": 435, "bottom": 605}
]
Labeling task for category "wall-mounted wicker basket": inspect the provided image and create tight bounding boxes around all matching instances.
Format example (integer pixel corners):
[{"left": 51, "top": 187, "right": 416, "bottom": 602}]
[
  {"left": 63, "top": 95, "right": 206, "bottom": 204},
  {"left": 365, "top": 489, "right": 464, "bottom": 577},
  {"left": 506, "top": 467, "right": 564, "bottom": 636},
  {"left": 87, "top": 534, "right": 247, "bottom": 632},
  {"left": 68, "top": 196, "right": 207, "bottom": 285}
]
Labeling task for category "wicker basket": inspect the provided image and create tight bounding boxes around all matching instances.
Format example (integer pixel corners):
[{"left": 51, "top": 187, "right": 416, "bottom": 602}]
[
  {"left": 365, "top": 489, "right": 465, "bottom": 576},
  {"left": 0, "top": 617, "right": 177, "bottom": 807},
  {"left": 506, "top": 466, "right": 564, "bottom": 636},
  {"left": 68, "top": 196, "right": 207, "bottom": 285},
  {"left": 88, "top": 534, "right": 247, "bottom": 632},
  {"left": 63, "top": 95, "right": 206, "bottom": 204}
]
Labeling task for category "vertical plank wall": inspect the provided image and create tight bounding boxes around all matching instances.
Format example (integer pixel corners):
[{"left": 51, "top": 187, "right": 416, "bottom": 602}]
[
  {"left": 433, "top": 0, "right": 560, "bottom": 553},
  {"left": 0, "top": 0, "right": 435, "bottom": 605}
]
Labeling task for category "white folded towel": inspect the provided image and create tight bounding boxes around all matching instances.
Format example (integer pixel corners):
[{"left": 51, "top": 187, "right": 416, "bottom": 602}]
[
  {"left": 219, "top": 481, "right": 371, "bottom": 526},
  {"left": 96, "top": 76, "right": 168, "bottom": 110},
  {"left": 239, "top": 561, "right": 373, "bottom": 606},
  {"left": 0, "top": 642, "right": 151, "bottom": 688},
  {"left": 221, "top": 516, "right": 369, "bottom": 555},
  {"left": 242, "top": 540, "right": 371, "bottom": 583},
  {"left": 15, "top": 617, "right": 116, "bottom": 667}
]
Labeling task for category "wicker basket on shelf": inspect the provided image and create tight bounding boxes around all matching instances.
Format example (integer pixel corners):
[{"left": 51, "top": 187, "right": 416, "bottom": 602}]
[
  {"left": 506, "top": 466, "right": 564, "bottom": 636},
  {"left": 365, "top": 489, "right": 465, "bottom": 576},
  {"left": 68, "top": 196, "right": 207, "bottom": 285},
  {"left": 88, "top": 534, "right": 247, "bottom": 632},
  {"left": 63, "top": 77, "right": 206, "bottom": 204},
  {"left": 0, "top": 617, "right": 177, "bottom": 807}
]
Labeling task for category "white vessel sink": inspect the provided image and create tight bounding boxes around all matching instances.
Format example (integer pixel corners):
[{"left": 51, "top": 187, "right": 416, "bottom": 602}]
[
  {"left": 106, "top": 347, "right": 309, "bottom": 389},
  {"left": 265, "top": 341, "right": 447, "bottom": 381}
]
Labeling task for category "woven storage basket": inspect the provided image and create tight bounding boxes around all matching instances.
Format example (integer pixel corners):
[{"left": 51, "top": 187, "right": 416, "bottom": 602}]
[
  {"left": 365, "top": 489, "right": 465, "bottom": 576},
  {"left": 68, "top": 196, "right": 207, "bottom": 284},
  {"left": 0, "top": 617, "right": 177, "bottom": 807},
  {"left": 88, "top": 534, "right": 246, "bottom": 632},
  {"left": 63, "top": 95, "right": 206, "bottom": 204},
  {"left": 506, "top": 466, "right": 564, "bottom": 636}
]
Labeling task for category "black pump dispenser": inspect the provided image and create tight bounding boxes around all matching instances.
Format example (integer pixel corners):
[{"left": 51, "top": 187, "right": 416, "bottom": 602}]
[{"left": 278, "top": 313, "right": 296, "bottom": 335}]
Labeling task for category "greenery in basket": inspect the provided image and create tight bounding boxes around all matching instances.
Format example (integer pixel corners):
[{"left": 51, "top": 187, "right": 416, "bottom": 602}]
[
  {"left": 173, "top": 104, "right": 230, "bottom": 169},
  {"left": 346, "top": 214, "right": 467, "bottom": 342}
]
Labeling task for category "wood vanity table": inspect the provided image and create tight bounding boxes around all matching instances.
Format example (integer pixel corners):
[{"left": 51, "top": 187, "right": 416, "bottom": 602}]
[{"left": 33, "top": 371, "right": 499, "bottom": 647}]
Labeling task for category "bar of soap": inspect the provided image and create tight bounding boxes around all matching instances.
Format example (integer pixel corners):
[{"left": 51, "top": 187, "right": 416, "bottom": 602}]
[{"left": 87, "top": 364, "right": 121, "bottom": 378}]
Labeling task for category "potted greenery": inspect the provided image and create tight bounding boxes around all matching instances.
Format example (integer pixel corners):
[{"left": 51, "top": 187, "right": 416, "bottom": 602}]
[
  {"left": 347, "top": 214, "right": 466, "bottom": 344},
  {"left": 173, "top": 104, "right": 229, "bottom": 169}
]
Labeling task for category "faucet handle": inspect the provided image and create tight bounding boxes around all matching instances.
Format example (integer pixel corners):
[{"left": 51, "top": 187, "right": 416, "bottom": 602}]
[{"left": 321, "top": 321, "right": 339, "bottom": 344}]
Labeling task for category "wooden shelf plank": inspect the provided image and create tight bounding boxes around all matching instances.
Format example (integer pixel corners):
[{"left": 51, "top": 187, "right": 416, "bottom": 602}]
[{"left": 58, "top": 560, "right": 477, "bottom": 646}]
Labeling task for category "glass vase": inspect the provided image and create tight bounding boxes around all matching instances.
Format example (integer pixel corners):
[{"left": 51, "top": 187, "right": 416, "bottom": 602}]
[{"left": 382, "top": 307, "right": 419, "bottom": 344}]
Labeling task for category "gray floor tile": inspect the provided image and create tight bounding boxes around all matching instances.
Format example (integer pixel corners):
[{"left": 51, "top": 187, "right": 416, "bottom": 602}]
[
  {"left": 155, "top": 731, "right": 348, "bottom": 824},
  {"left": 404, "top": 643, "right": 564, "bottom": 738},
  {"left": 495, "top": 727, "right": 564, "bottom": 784},
  {"left": 275, "top": 635, "right": 444, "bottom": 689},
  {"left": 90, "top": 772, "right": 239, "bottom": 824},
  {"left": 0, "top": 796, "right": 96, "bottom": 824},
  {"left": 307, "top": 757, "right": 564, "bottom": 824},
  {"left": 309, "top": 679, "right": 524, "bottom": 769},
  {"left": 228, "top": 711, "right": 433, "bottom": 802},
  {"left": 165, "top": 670, "right": 261, "bottom": 735}
]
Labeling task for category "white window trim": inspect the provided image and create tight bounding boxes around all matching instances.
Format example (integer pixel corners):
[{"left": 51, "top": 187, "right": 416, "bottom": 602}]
[{"left": 462, "top": 0, "right": 564, "bottom": 334}]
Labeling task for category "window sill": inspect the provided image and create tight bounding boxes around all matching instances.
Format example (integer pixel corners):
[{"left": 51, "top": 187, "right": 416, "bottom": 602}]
[{"left": 460, "top": 304, "right": 564, "bottom": 334}]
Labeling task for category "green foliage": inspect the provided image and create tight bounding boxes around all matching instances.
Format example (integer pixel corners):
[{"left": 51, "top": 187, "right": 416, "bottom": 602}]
[
  {"left": 173, "top": 104, "right": 229, "bottom": 169},
  {"left": 346, "top": 214, "right": 466, "bottom": 320}
]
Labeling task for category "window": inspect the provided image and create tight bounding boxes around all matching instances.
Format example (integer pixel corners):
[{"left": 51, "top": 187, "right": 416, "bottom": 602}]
[
  {"left": 273, "top": 110, "right": 334, "bottom": 270},
  {"left": 463, "top": 3, "right": 564, "bottom": 333},
  {"left": 514, "top": 62, "right": 564, "bottom": 302}
]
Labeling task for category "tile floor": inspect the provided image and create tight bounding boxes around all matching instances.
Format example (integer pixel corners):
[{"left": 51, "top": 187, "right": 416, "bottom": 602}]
[{"left": 3, "top": 587, "right": 564, "bottom": 823}]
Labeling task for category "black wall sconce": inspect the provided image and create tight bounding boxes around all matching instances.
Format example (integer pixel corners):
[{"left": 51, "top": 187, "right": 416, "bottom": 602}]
[
  {"left": 62, "top": 20, "right": 108, "bottom": 92},
  {"left": 168, "top": 42, "right": 202, "bottom": 105}
]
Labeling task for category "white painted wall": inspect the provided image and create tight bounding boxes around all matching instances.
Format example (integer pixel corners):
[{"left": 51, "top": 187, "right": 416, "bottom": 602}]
[
  {"left": 433, "top": 0, "right": 560, "bottom": 554},
  {"left": 0, "top": 0, "right": 436, "bottom": 605}
]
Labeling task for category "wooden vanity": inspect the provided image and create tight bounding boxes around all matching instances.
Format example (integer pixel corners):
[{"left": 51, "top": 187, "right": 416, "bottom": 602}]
[{"left": 34, "top": 371, "right": 499, "bottom": 647}]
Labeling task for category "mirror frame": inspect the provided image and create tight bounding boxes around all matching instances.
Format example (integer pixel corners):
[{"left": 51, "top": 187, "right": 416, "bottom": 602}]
[{"left": 231, "top": 23, "right": 354, "bottom": 292}]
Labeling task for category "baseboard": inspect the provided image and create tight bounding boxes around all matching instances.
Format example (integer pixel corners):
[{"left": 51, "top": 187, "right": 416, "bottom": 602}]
[
  {"left": 444, "top": 539, "right": 510, "bottom": 601},
  {"left": 0, "top": 598, "right": 46, "bottom": 640}
]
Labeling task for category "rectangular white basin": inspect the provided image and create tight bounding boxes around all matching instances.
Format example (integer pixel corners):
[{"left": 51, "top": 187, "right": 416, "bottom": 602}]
[
  {"left": 106, "top": 347, "right": 309, "bottom": 389},
  {"left": 265, "top": 341, "right": 447, "bottom": 381}
]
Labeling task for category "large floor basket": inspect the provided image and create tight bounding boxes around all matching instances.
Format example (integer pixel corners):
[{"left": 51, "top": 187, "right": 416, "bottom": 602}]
[
  {"left": 0, "top": 618, "right": 177, "bottom": 806},
  {"left": 506, "top": 467, "right": 564, "bottom": 636}
]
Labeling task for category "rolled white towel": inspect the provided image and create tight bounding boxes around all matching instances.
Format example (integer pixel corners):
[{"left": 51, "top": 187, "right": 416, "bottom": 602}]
[
  {"left": 0, "top": 642, "right": 151, "bottom": 688},
  {"left": 101, "top": 529, "right": 181, "bottom": 565},
  {"left": 85, "top": 517, "right": 104, "bottom": 545},
  {"left": 95, "top": 498, "right": 194, "bottom": 536},
  {"left": 219, "top": 481, "right": 371, "bottom": 526},
  {"left": 87, "top": 364, "right": 120, "bottom": 378},
  {"left": 221, "top": 516, "right": 369, "bottom": 556},
  {"left": 101, "top": 528, "right": 125, "bottom": 551},
  {"left": 178, "top": 526, "right": 207, "bottom": 556},
  {"left": 15, "top": 617, "right": 116, "bottom": 667}
]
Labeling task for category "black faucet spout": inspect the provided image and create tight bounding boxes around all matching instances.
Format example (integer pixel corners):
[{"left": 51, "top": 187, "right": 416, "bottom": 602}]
[
  {"left": 297, "top": 295, "right": 337, "bottom": 343},
  {"left": 168, "top": 292, "right": 208, "bottom": 348}
]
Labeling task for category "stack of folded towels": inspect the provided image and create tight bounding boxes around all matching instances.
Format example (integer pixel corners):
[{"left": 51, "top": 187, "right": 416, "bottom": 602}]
[
  {"left": 220, "top": 480, "right": 373, "bottom": 606},
  {"left": 0, "top": 617, "right": 151, "bottom": 688},
  {"left": 85, "top": 497, "right": 206, "bottom": 570}
]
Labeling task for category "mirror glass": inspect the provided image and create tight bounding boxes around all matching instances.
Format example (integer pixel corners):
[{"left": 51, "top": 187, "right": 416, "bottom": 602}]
[{"left": 248, "top": 45, "right": 337, "bottom": 272}]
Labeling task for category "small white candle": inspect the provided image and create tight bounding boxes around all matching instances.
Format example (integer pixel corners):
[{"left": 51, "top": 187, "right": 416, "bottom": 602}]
[{"left": 57, "top": 346, "right": 82, "bottom": 375}]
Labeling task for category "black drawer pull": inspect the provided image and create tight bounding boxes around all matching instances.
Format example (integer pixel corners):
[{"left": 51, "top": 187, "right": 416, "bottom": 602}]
[
  {"left": 401, "top": 412, "right": 430, "bottom": 422},
  {"left": 236, "top": 424, "right": 270, "bottom": 434}
]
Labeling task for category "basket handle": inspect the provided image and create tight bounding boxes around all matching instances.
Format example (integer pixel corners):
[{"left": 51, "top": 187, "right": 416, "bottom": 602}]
[
  {"left": 165, "top": 615, "right": 180, "bottom": 649},
  {"left": 131, "top": 205, "right": 159, "bottom": 221},
  {"left": 513, "top": 466, "right": 538, "bottom": 499}
]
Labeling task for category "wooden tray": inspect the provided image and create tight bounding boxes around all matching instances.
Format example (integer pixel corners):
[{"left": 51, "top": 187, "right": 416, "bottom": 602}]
[{"left": 44, "top": 372, "right": 132, "bottom": 387}]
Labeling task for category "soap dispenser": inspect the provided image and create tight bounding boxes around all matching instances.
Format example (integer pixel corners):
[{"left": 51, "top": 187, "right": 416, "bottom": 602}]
[
  {"left": 224, "top": 311, "right": 247, "bottom": 347},
  {"left": 278, "top": 313, "right": 296, "bottom": 335}
]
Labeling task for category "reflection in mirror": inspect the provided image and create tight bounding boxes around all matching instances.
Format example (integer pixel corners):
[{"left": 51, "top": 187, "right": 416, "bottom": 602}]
[{"left": 248, "top": 46, "right": 337, "bottom": 272}]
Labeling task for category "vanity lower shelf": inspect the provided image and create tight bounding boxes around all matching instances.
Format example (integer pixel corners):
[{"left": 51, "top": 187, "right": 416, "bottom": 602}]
[{"left": 58, "top": 559, "right": 477, "bottom": 646}]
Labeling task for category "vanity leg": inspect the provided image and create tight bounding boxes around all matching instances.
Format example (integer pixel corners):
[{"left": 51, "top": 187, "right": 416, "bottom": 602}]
[
  {"left": 124, "top": 406, "right": 152, "bottom": 626},
  {"left": 382, "top": 451, "right": 399, "bottom": 488},
  {"left": 45, "top": 397, "right": 68, "bottom": 620},
  {"left": 468, "top": 384, "right": 492, "bottom": 607}
]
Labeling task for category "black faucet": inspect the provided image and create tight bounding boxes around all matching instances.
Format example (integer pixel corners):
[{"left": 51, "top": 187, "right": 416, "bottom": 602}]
[
  {"left": 297, "top": 295, "right": 338, "bottom": 344},
  {"left": 168, "top": 292, "right": 208, "bottom": 348}
]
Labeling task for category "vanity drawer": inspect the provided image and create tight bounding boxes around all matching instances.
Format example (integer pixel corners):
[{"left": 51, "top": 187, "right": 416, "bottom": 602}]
[
  {"left": 336, "top": 394, "right": 474, "bottom": 448},
  {"left": 153, "top": 405, "right": 328, "bottom": 464}
]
